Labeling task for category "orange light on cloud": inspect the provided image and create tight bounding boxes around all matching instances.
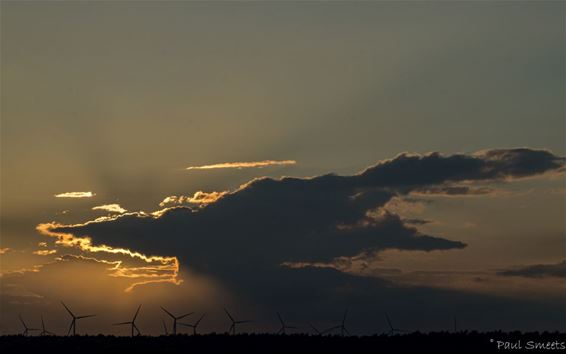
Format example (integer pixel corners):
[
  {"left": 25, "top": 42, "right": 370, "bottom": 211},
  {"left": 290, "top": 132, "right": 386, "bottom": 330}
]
[
  {"left": 36, "top": 221, "right": 181, "bottom": 292},
  {"left": 159, "top": 191, "right": 228, "bottom": 207},
  {"left": 92, "top": 204, "right": 127, "bottom": 214},
  {"left": 185, "top": 160, "right": 296, "bottom": 170},
  {"left": 33, "top": 249, "right": 57, "bottom": 256},
  {"left": 54, "top": 191, "right": 95, "bottom": 198}
]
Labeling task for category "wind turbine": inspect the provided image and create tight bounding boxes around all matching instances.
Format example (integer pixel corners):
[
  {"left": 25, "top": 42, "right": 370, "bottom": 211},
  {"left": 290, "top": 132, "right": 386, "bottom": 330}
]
[
  {"left": 276, "top": 312, "right": 296, "bottom": 334},
  {"left": 40, "top": 315, "right": 55, "bottom": 336},
  {"left": 61, "top": 301, "right": 96, "bottom": 336},
  {"left": 384, "top": 312, "right": 408, "bottom": 335},
  {"left": 160, "top": 306, "right": 193, "bottom": 335},
  {"left": 19, "top": 315, "right": 39, "bottom": 336},
  {"left": 179, "top": 313, "right": 206, "bottom": 335},
  {"left": 224, "top": 308, "right": 252, "bottom": 335},
  {"left": 113, "top": 304, "right": 142, "bottom": 337}
]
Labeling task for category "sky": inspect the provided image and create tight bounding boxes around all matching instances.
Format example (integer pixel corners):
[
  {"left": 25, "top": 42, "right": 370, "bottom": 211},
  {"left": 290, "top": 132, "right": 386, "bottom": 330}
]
[{"left": 0, "top": 1, "right": 565, "bottom": 335}]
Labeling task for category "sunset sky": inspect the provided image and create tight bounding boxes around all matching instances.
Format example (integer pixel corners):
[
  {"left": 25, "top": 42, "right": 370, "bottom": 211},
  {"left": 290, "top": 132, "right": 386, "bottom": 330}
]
[{"left": 1, "top": 1, "right": 565, "bottom": 335}]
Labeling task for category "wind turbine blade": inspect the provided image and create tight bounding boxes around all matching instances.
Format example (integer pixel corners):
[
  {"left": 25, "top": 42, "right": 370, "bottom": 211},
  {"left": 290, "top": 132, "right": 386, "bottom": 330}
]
[
  {"left": 67, "top": 321, "right": 73, "bottom": 336},
  {"left": 61, "top": 302, "right": 75, "bottom": 317},
  {"left": 113, "top": 322, "right": 131, "bottom": 326},
  {"left": 237, "top": 320, "right": 252, "bottom": 324},
  {"left": 177, "top": 312, "right": 193, "bottom": 320},
  {"left": 162, "top": 320, "right": 168, "bottom": 335},
  {"left": 224, "top": 308, "right": 234, "bottom": 322},
  {"left": 195, "top": 313, "right": 206, "bottom": 326},
  {"left": 77, "top": 315, "right": 96, "bottom": 319},
  {"left": 308, "top": 323, "right": 320, "bottom": 334},
  {"left": 228, "top": 323, "right": 234, "bottom": 333},
  {"left": 342, "top": 309, "right": 348, "bottom": 324},
  {"left": 277, "top": 328, "right": 283, "bottom": 334},
  {"left": 41, "top": 315, "right": 45, "bottom": 330},
  {"left": 384, "top": 312, "right": 394, "bottom": 330},
  {"left": 277, "top": 312, "right": 284, "bottom": 326},
  {"left": 160, "top": 306, "right": 175, "bottom": 319},
  {"left": 19, "top": 315, "right": 27, "bottom": 329},
  {"left": 344, "top": 327, "right": 351, "bottom": 335},
  {"left": 322, "top": 325, "right": 340, "bottom": 334},
  {"left": 133, "top": 304, "right": 142, "bottom": 322}
]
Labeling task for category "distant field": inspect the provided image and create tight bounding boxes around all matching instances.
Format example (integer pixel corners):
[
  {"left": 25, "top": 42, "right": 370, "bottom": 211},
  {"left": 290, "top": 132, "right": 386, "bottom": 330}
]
[{"left": 1, "top": 332, "right": 565, "bottom": 353}]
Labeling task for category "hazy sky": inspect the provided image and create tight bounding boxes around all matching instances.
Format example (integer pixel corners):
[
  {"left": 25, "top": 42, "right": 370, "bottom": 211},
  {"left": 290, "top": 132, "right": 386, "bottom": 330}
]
[{"left": 1, "top": 1, "right": 564, "bottom": 335}]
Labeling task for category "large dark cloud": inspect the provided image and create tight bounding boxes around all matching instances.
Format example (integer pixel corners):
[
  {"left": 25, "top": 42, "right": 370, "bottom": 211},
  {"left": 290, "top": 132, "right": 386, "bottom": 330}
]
[
  {"left": 357, "top": 148, "right": 564, "bottom": 190},
  {"left": 46, "top": 148, "right": 566, "bottom": 331},
  {"left": 52, "top": 148, "right": 563, "bottom": 270},
  {"left": 498, "top": 260, "right": 566, "bottom": 278}
]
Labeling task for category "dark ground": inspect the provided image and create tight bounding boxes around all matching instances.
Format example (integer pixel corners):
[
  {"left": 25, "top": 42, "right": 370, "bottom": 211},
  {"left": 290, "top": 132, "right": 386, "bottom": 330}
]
[{"left": 1, "top": 332, "right": 565, "bottom": 353}]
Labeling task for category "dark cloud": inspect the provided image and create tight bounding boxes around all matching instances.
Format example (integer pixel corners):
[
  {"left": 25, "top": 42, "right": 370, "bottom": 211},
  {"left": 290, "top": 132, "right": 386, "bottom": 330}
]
[
  {"left": 498, "top": 260, "right": 566, "bottom": 279},
  {"left": 357, "top": 148, "right": 564, "bottom": 191},
  {"left": 43, "top": 148, "right": 566, "bottom": 331},
  {"left": 414, "top": 185, "right": 496, "bottom": 196},
  {"left": 403, "top": 218, "right": 432, "bottom": 225}
]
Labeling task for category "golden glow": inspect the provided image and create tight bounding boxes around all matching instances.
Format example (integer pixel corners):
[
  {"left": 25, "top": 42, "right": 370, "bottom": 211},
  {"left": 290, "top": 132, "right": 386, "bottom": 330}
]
[
  {"left": 54, "top": 191, "right": 95, "bottom": 198},
  {"left": 36, "top": 221, "right": 181, "bottom": 292},
  {"left": 33, "top": 249, "right": 57, "bottom": 256},
  {"left": 92, "top": 204, "right": 127, "bottom": 213},
  {"left": 159, "top": 191, "right": 228, "bottom": 207},
  {"left": 0, "top": 247, "right": 11, "bottom": 254},
  {"left": 185, "top": 160, "right": 296, "bottom": 170}
]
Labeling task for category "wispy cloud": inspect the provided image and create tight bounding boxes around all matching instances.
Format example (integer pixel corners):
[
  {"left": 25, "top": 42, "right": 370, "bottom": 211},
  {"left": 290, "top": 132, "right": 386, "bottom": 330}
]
[
  {"left": 0, "top": 247, "right": 11, "bottom": 255},
  {"left": 185, "top": 160, "right": 296, "bottom": 170},
  {"left": 92, "top": 204, "right": 127, "bottom": 214},
  {"left": 54, "top": 191, "right": 95, "bottom": 198}
]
